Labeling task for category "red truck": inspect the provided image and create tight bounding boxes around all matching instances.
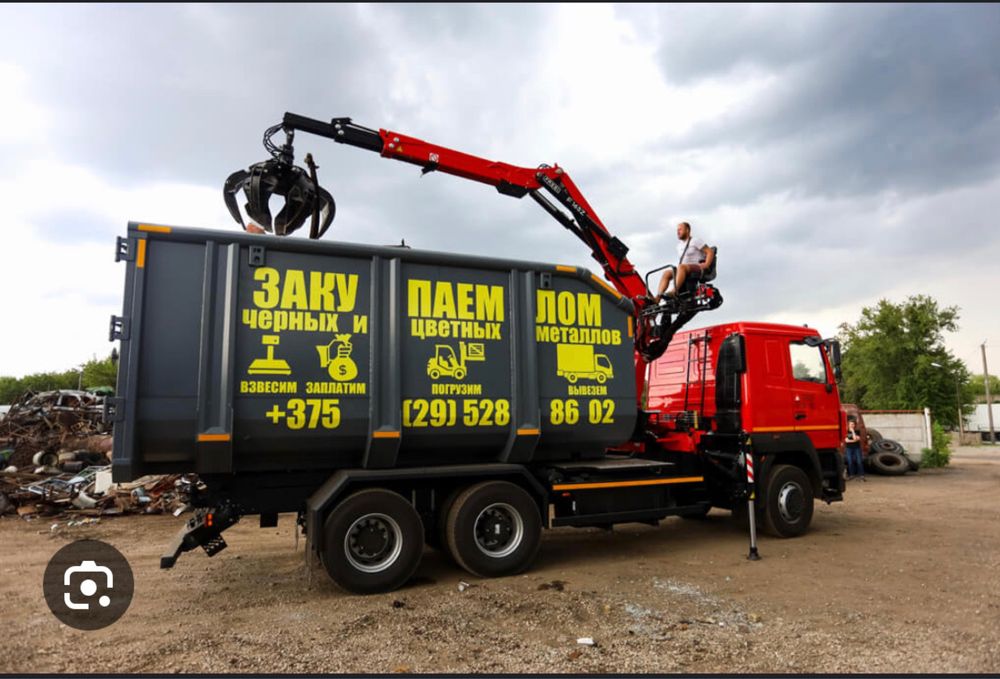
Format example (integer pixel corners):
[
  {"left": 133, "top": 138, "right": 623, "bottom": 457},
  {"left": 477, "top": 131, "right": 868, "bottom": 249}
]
[
  {"left": 645, "top": 323, "right": 846, "bottom": 536},
  {"left": 114, "top": 114, "right": 846, "bottom": 593}
]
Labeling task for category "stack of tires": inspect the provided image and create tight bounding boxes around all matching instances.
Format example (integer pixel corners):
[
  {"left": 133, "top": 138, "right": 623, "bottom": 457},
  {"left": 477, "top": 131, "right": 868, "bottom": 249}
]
[{"left": 865, "top": 428, "right": 919, "bottom": 475}]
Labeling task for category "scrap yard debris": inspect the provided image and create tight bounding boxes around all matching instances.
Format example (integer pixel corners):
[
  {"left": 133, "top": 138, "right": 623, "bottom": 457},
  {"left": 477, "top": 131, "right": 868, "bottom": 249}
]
[
  {"left": 0, "top": 389, "right": 111, "bottom": 469},
  {"left": 0, "top": 467, "right": 193, "bottom": 519},
  {"left": 0, "top": 389, "right": 195, "bottom": 519}
]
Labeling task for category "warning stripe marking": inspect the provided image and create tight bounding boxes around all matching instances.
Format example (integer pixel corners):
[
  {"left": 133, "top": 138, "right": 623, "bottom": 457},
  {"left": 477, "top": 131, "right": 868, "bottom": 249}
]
[
  {"left": 197, "top": 433, "right": 231, "bottom": 442},
  {"left": 751, "top": 425, "right": 840, "bottom": 433},
  {"left": 552, "top": 476, "right": 703, "bottom": 491}
]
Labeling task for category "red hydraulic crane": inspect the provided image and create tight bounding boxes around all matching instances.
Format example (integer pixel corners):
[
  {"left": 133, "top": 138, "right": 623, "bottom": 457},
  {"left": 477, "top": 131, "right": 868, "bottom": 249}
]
[{"left": 224, "top": 113, "right": 722, "bottom": 392}]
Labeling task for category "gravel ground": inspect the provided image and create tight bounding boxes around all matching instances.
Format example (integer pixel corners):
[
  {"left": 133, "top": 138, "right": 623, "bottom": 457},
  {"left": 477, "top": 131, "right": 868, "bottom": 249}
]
[{"left": 1, "top": 446, "right": 999, "bottom": 673}]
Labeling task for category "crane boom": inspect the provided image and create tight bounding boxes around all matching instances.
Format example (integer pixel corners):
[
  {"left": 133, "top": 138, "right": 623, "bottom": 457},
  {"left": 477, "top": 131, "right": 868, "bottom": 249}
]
[
  {"left": 280, "top": 114, "right": 649, "bottom": 304},
  {"left": 224, "top": 112, "right": 722, "bottom": 384}
]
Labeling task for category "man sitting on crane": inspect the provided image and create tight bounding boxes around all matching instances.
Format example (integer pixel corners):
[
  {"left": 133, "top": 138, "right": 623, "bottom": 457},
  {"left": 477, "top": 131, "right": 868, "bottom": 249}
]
[{"left": 655, "top": 221, "right": 715, "bottom": 301}]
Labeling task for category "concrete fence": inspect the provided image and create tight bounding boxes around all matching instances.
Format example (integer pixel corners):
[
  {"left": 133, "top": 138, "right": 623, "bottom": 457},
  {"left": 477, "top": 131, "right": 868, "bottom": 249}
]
[{"left": 861, "top": 410, "right": 931, "bottom": 454}]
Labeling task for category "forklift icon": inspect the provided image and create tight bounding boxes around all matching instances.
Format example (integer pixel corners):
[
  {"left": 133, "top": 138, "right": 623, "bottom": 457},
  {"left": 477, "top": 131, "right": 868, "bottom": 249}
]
[{"left": 427, "top": 342, "right": 485, "bottom": 380}]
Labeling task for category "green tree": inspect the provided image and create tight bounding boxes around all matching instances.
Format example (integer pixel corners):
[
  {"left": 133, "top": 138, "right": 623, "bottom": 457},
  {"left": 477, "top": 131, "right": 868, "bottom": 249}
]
[
  {"left": 0, "top": 353, "right": 118, "bottom": 404},
  {"left": 81, "top": 354, "right": 118, "bottom": 390},
  {"left": 837, "top": 295, "right": 969, "bottom": 427},
  {"left": 969, "top": 374, "right": 1000, "bottom": 401}
]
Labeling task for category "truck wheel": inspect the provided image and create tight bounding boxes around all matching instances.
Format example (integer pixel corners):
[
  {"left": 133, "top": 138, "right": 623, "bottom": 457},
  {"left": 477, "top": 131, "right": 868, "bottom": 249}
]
[
  {"left": 445, "top": 481, "right": 541, "bottom": 578},
  {"left": 321, "top": 489, "right": 424, "bottom": 594},
  {"left": 596, "top": 373, "right": 607, "bottom": 384},
  {"left": 762, "top": 464, "right": 814, "bottom": 538},
  {"left": 868, "top": 451, "right": 908, "bottom": 476},
  {"left": 454, "top": 368, "right": 466, "bottom": 380},
  {"left": 874, "top": 439, "right": 904, "bottom": 455},
  {"left": 429, "top": 368, "right": 441, "bottom": 379}
]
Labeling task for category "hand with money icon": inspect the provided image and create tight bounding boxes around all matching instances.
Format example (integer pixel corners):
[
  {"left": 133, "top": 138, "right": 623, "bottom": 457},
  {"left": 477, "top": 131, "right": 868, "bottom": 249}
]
[{"left": 317, "top": 333, "right": 358, "bottom": 382}]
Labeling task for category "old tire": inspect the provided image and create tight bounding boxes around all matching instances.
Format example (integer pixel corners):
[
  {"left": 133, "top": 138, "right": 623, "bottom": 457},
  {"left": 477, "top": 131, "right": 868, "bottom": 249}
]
[
  {"left": 901, "top": 451, "right": 920, "bottom": 472},
  {"left": 867, "top": 428, "right": 883, "bottom": 444},
  {"left": 868, "top": 451, "right": 909, "bottom": 476},
  {"left": 762, "top": 464, "right": 814, "bottom": 538},
  {"left": 321, "top": 489, "right": 425, "bottom": 594},
  {"left": 445, "top": 481, "right": 541, "bottom": 578},
  {"left": 874, "top": 439, "right": 904, "bottom": 455}
]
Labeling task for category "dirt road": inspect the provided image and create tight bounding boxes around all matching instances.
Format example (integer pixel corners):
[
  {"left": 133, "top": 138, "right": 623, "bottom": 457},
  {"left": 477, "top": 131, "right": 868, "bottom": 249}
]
[{"left": 2, "top": 447, "right": 999, "bottom": 674}]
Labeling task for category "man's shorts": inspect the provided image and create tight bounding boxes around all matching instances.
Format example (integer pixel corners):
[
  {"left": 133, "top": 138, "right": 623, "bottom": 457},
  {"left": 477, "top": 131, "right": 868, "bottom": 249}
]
[{"left": 683, "top": 263, "right": 704, "bottom": 279}]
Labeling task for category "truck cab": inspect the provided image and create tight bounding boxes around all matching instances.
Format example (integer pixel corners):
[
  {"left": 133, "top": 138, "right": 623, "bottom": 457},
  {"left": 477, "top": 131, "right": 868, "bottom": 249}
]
[{"left": 645, "top": 321, "right": 846, "bottom": 526}]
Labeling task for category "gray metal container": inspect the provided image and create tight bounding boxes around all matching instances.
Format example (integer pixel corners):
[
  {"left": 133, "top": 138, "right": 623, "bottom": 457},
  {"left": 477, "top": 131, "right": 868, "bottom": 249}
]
[{"left": 110, "top": 223, "right": 637, "bottom": 481}]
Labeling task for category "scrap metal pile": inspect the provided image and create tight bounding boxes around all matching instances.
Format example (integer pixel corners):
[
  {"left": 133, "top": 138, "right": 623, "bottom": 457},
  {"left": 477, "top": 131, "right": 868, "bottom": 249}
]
[
  {"left": 0, "top": 467, "right": 193, "bottom": 519},
  {"left": 0, "top": 388, "right": 196, "bottom": 520},
  {"left": 0, "top": 389, "right": 111, "bottom": 469}
]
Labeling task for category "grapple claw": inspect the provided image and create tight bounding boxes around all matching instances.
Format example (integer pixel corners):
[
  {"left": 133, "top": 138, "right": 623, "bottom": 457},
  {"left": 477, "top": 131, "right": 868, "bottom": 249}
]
[{"left": 222, "top": 124, "right": 335, "bottom": 238}]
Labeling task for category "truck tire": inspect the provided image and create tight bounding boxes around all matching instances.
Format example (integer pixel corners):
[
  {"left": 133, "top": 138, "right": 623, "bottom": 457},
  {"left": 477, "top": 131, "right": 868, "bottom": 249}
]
[
  {"left": 762, "top": 464, "right": 814, "bottom": 538},
  {"left": 873, "top": 439, "right": 904, "bottom": 455},
  {"left": 868, "top": 451, "right": 909, "bottom": 476},
  {"left": 867, "top": 428, "right": 883, "bottom": 444},
  {"left": 445, "top": 481, "right": 542, "bottom": 578},
  {"left": 901, "top": 451, "right": 920, "bottom": 472},
  {"left": 320, "top": 488, "right": 425, "bottom": 594}
]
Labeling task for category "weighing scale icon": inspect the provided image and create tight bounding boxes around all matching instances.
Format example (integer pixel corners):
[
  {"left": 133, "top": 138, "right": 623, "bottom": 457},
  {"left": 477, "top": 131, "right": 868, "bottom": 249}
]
[{"left": 248, "top": 335, "right": 292, "bottom": 375}]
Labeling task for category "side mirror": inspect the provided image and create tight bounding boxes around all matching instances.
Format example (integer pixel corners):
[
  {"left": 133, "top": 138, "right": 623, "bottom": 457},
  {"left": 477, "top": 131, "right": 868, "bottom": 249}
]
[{"left": 825, "top": 339, "right": 842, "bottom": 383}]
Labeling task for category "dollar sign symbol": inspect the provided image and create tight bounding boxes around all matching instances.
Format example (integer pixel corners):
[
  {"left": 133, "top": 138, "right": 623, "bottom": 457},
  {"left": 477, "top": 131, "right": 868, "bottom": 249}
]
[{"left": 328, "top": 357, "right": 358, "bottom": 382}]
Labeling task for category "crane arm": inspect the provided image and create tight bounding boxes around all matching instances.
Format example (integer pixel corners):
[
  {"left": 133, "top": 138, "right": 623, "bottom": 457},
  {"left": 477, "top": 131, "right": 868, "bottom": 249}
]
[
  {"left": 279, "top": 114, "right": 649, "bottom": 304},
  {"left": 224, "top": 112, "right": 720, "bottom": 366}
]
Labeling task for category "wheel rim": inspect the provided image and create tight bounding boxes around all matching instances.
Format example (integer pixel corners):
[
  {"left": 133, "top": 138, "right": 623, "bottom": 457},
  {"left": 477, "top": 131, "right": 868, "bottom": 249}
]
[
  {"left": 777, "top": 482, "right": 805, "bottom": 523},
  {"left": 344, "top": 513, "right": 403, "bottom": 573},
  {"left": 474, "top": 502, "right": 523, "bottom": 558}
]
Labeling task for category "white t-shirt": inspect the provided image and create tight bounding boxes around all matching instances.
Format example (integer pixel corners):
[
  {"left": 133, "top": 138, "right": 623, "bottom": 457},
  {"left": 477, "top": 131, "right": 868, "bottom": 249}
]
[{"left": 677, "top": 236, "right": 707, "bottom": 266}]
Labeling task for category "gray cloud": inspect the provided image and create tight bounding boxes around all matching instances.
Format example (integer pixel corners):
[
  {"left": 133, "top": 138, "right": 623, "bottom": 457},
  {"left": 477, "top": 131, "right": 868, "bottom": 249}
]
[
  {"left": 2, "top": 4, "right": 998, "bottom": 375},
  {"left": 642, "top": 4, "right": 1000, "bottom": 206}
]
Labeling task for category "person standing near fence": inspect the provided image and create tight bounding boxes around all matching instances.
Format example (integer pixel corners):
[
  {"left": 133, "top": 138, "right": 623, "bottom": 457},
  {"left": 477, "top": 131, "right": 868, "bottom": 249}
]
[{"left": 845, "top": 419, "right": 865, "bottom": 481}]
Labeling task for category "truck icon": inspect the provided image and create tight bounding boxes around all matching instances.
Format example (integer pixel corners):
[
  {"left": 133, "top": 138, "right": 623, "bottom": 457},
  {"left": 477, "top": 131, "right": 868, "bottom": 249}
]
[
  {"left": 556, "top": 344, "right": 614, "bottom": 384},
  {"left": 427, "top": 342, "right": 485, "bottom": 380}
]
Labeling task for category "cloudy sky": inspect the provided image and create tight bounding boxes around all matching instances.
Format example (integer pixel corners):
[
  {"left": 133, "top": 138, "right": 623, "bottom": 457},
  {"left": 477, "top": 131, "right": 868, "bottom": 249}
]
[{"left": 1, "top": 3, "right": 998, "bottom": 379}]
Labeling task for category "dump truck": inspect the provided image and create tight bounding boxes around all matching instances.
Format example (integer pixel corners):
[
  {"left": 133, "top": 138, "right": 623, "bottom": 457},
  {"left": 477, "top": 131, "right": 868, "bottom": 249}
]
[{"left": 107, "top": 113, "right": 845, "bottom": 593}]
